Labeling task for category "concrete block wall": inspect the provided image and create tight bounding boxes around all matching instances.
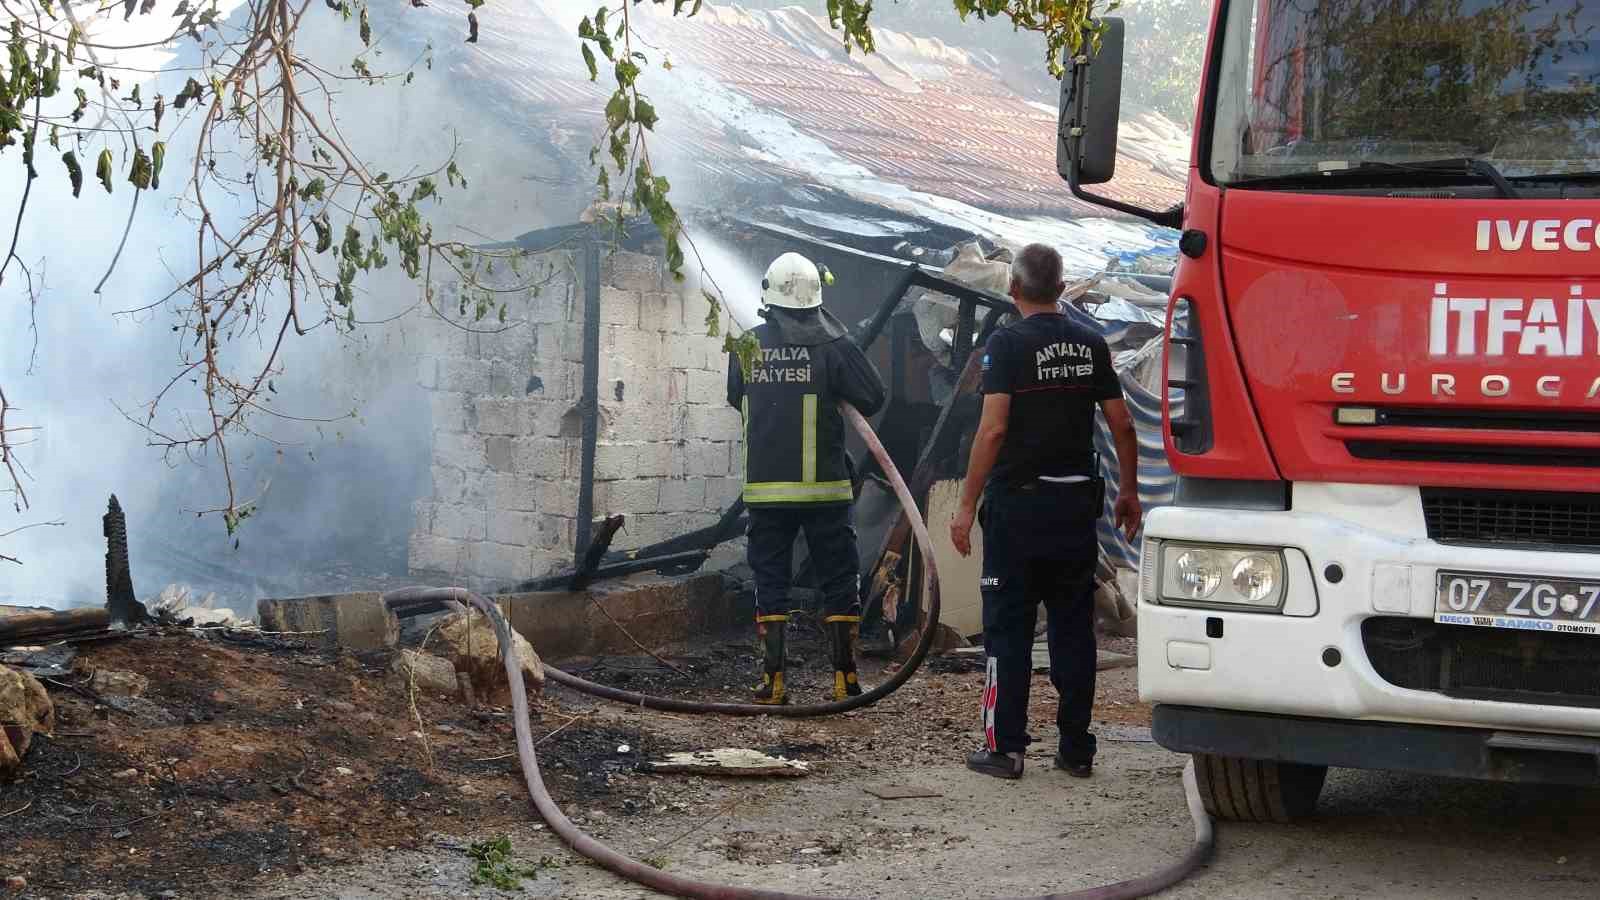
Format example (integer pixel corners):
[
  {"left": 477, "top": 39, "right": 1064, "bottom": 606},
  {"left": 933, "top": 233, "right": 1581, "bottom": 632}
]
[{"left": 408, "top": 247, "right": 743, "bottom": 589}]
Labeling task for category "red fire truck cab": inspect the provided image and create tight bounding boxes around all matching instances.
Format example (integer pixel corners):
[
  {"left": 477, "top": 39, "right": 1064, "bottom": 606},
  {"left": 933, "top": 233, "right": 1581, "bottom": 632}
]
[{"left": 1060, "top": 1, "right": 1600, "bottom": 821}]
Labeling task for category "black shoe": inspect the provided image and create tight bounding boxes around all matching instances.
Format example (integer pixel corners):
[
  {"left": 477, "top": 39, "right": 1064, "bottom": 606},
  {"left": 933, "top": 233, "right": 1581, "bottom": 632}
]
[
  {"left": 966, "top": 749, "right": 1024, "bottom": 780},
  {"left": 1054, "top": 752, "right": 1092, "bottom": 778}
]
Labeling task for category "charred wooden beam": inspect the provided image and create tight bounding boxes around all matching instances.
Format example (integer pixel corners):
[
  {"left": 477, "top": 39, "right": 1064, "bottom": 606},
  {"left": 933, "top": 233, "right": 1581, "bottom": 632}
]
[
  {"left": 103, "top": 495, "right": 147, "bottom": 627},
  {"left": 569, "top": 515, "right": 626, "bottom": 592},
  {"left": 0, "top": 607, "right": 111, "bottom": 645}
]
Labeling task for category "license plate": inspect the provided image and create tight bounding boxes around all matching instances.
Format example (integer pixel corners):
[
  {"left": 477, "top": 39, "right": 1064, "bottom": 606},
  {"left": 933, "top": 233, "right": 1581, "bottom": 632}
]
[{"left": 1435, "top": 571, "right": 1600, "bottom": 636}]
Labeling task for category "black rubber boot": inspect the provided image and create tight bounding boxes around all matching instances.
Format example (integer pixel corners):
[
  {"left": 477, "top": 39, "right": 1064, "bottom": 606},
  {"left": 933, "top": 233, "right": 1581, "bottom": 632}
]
[
  {"left": 753, "top": 615, "right": 788, "bottom": 706},
  {"left": 825, "top": 615, "right": 864, "bottom": 700}
]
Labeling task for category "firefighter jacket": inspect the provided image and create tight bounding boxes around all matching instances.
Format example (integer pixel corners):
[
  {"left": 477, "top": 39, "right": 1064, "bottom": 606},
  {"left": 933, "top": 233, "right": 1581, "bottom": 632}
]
[{"left": 726, "top": 306, "right": 887, "bottom": 507}]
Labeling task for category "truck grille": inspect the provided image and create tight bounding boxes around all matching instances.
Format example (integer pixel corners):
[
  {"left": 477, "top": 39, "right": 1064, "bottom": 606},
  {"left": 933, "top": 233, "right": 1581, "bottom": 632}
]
[
  {"left": 1362, "top": 617, "right": 1600, "bottom": 709},
  {"left": 1347, "top": 440, "right": 1600, "bottom": 467},
  {"left": 1423, "top": 488, "right": 1600, "bottom": 550}
]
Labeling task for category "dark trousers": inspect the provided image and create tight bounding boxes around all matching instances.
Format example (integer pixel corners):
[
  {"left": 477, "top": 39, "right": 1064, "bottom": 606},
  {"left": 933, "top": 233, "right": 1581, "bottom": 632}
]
[
  {"left": 979, "top": 480, "right": 1101, "bottom": 764},
  {"left": 747, "top": 504, "right": 862, "bottom": 618}
]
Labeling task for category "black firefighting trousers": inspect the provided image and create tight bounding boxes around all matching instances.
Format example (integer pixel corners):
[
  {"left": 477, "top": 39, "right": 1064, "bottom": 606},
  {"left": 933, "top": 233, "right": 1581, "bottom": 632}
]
[
  {"left": 747, "top": 504, "right": 863, "bottom": 618},
  {"left": 979, "top": 478, "right": 1102, "bottom": 765}
]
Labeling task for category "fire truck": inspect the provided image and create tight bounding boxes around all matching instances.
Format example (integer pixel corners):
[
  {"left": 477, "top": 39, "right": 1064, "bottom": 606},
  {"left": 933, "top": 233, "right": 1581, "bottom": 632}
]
[{"left": 1059, "top": 2, "right": 1600, "bottom": 821}]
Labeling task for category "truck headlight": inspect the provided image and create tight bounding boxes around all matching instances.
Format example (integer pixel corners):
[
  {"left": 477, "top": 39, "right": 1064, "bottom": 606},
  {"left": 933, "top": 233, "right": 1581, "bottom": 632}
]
[{"left": 1159, "top": 543, "right": 1287, "bottom": 611}]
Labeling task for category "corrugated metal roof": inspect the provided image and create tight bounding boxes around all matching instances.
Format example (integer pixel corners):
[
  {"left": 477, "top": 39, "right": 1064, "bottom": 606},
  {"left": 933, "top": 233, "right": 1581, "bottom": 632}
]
[
  {"left": 635, "top": 5, "right": 1186, "bottom": 218},
  {"left": 404, "top": 1, "right": 1185, "bottom": 226}
]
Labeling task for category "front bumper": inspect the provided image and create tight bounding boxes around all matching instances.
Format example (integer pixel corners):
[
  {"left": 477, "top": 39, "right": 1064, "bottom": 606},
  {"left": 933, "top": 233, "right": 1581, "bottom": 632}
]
[
  {"left": 1155, "top": 705, "right": 1600, "bottom": 785},
  {"left": 1138, "top": 483, "right": 1600, "bottom": 738}
]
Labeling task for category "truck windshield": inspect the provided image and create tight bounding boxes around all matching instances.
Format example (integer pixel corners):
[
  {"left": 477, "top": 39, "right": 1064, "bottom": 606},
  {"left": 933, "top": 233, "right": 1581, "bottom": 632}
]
[{"left": 1208, "top": 0, "right": 1600, "bottom": 186}]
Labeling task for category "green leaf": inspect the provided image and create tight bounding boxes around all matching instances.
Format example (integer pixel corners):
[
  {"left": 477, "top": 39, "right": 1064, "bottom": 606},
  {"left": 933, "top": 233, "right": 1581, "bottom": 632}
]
[
  {"left": 614, "top": 58, "right": 640, "bottom": 88},
  {"left": 62, "top": 150, "right": 82, "bottom": 197},
  {"left": 410, "top": 177, "right": 436, "bottom": 203},
  {"left": 71, "top": 87, "right": 87, "bottom": 122},
  {"left": 342, "top": 224, "right": 363, "bottom": 261},
  {"left": 607, "top": 132, "right": 626, "bottom": 172},
  {"left": 359, "top": 5, "right": 371, "bottom": 45},
  {"left": 153, "top": 95, "right": 165, "bottom": 131},
  {"left": 43, "top": 50, "right": 61, "bottom": 97},
  {"left": 603, "top": 89, "right": 630, "bottom": 130},
  {"left": 129, "top": 84, "right": 142, "bottom": 108},
  {"left": 703, "top": 289, "right": 721, "bottom": 337},
  {"left": 48, "top": 124, "right": 59, "bottom": 150},
  {"left": 723, "top": 332, "right": 759, "bottom": 378},
  {"left": 634, "top": 96, "right": 658, "bottom": 130},
  {"left": 96, "top": 148, "right": 114, "bottom": 193},
  {"left": 151, "top": 141, "right": 165, "bottom": 190},
  {"left": 299, "top": 177, "right": 326, "bottom": 202},
  {"left": 66, "top": 27, "right": 78, "bottom": 63},
  {"left": 581, "top": 43, "right": 598, "bottom": 81}
]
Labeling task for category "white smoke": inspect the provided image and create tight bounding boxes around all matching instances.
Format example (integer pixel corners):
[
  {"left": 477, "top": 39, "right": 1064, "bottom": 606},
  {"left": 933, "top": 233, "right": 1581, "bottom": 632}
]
[{"left": 0, "top": 4, "right": 580, "bottom": 608}]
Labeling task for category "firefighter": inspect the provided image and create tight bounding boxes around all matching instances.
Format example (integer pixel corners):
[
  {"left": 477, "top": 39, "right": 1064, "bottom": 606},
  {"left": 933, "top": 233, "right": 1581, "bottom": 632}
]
[
  {"left": 949, "top": 243, "right": 1142, "bottom": 779},
  {"left": 727, "top": 252, "right": 887, "bottom": 705}
]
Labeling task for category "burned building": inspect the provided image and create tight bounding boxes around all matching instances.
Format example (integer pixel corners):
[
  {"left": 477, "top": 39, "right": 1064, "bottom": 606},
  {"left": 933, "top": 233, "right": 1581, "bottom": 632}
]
[{"left": 397, "top": 1, "right": 1186, "bottom": 631}]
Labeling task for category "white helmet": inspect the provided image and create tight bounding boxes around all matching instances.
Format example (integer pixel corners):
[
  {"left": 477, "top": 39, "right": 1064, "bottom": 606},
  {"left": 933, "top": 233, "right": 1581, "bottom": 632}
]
[{"left": 761, "top": 252, "right": 823, "bottom": 309}]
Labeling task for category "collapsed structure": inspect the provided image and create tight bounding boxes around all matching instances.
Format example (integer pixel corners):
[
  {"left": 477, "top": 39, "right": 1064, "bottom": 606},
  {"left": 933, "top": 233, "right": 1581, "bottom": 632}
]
[{"left": 402, "top": 1, "right": 1187, "bottom": 635}]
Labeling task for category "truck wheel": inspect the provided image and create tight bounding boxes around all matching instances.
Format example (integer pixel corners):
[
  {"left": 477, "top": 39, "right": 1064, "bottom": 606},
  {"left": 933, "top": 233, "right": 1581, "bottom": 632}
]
[{"left": 1191, "top": 753, "right": 1327, "bottom": 823}]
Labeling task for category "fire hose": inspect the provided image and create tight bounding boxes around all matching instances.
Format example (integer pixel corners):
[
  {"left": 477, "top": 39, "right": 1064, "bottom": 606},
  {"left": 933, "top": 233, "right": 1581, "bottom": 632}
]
[{"left": 381, "top": 403, "right": 1212, "bottom": 898}]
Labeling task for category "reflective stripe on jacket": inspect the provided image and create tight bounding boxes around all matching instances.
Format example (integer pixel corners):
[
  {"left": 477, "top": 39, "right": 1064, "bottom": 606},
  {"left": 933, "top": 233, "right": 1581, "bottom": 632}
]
[{"left": 727, "top": 307, "right": 886, "bottom": 507}]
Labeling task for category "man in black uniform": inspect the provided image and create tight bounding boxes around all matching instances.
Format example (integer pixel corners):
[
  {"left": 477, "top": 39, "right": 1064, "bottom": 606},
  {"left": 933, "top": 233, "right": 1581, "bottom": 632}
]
[
  {"left": 728, "top": 252, "right": 887, "bottom": 705},
  {"left": 950, "top": 243, "right": 1141, "bottom": 779}
]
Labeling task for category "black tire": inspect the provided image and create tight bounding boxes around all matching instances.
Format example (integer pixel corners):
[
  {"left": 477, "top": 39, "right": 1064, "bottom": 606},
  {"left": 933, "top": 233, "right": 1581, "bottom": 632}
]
[{"left": 1191, "top": 753, "right": 1327, "bottom": 823}]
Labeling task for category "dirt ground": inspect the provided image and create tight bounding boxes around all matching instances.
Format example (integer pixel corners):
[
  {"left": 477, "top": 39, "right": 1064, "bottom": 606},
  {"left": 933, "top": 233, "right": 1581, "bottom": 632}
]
[{"left": 9, "top": 622, "right": 1600, "bottom": 900}]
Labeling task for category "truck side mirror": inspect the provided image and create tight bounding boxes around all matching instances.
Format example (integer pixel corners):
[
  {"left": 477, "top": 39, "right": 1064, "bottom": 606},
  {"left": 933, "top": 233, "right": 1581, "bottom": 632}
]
[
  {"left": 1056, "top": 18, "right": 1182, "bottom": 229},
  {"left": 1057, "top": 18, "right": 1125, "bottom": 186}
]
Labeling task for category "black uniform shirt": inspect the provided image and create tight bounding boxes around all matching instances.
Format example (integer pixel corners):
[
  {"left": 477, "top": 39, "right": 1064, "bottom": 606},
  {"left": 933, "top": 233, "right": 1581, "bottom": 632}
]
[{"left": 980, "top": 311, "right": 1122, "bottom": 487}]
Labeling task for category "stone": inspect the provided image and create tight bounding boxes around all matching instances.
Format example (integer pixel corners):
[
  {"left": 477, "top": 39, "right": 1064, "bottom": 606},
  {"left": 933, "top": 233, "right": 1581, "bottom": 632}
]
[
  {"left": 685, "top": 368, "right": 726, "bottom": 404},
  {"left": 437, "top": 358, "right": 491, "bottom": 394},
  {"left": 391, "top": 650, "right": 459, "bottom": 695},
  {"left": 111, "top": 768, "right": 139, "bottom": 780},
  {"left": 5, "top": 875, "right": 26, "bottom": 894},
  {"left": 685, "top": 405, "right": 742, "bottom": 441},
  {"left": 88, "top": 669, "right": 149, "bottom": 698},
  {"left": 0, "top": 665, "right": 53, "bottom": 780},
  {"left": 488, "top": 510, "right": 537, "bottom": 546},
  {"left": 408, "top": 535, "right": 464, "bottom": 577},
  {"left": 474, "top": 397, "right": 521, "bottom": 436},
  {"left": 485, "top": 436, "right": 517, "bottom": 473},
  {"left": 656, "top": 478, "right": 707, "bottom": 513},
  {"left": 256, "top": 592, "right": 400, "bottom": 653},
  {"left": 336, "top": 766, "right": 355, "bottom": 777},
  {"left": 602, "top": 251, "right": 665, "bottom": 294},
  {"left": 435, "top": 608, "right": 545, "bottom": 701},
  {"left": 598, "top": 286, "right": 641, "bottom": 326}
]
